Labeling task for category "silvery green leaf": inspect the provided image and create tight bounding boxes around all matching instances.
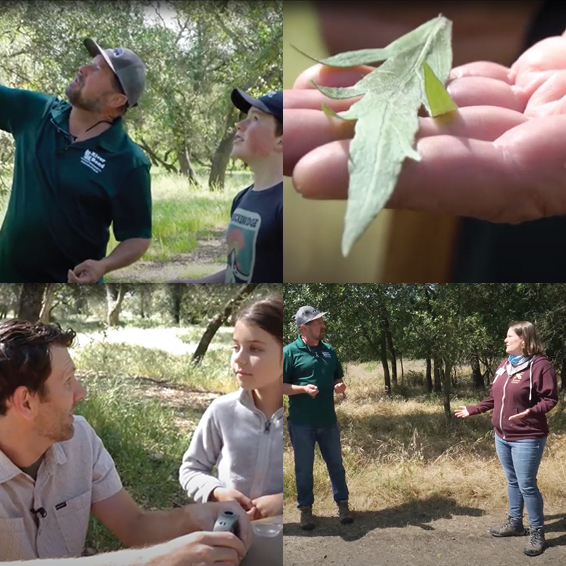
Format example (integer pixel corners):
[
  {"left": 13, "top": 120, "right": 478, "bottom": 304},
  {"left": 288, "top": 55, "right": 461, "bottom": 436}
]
[{"left": 295, "top": 15, "right": 456, "bottom": 256}]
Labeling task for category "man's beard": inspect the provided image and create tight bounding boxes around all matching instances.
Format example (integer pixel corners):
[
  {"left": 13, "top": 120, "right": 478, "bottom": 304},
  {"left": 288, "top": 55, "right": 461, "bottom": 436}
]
[
  {"left": 65, "top": 82, "right": 103, "bottom": 113},
  {"left": 34, "top": 411, "right": 75, "bottom": 443}
]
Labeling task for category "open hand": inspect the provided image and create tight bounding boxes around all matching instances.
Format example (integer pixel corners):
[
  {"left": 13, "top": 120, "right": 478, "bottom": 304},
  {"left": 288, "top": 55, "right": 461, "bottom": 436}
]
[
  {"left": 454, "top": 406, "right": 470, "bottom": 418},
  {"left": 285, "top": 30, "right": 566, "bottom": 223}
]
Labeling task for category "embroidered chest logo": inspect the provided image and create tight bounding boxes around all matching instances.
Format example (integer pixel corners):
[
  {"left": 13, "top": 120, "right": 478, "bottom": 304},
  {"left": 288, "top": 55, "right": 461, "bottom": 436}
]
[
  {"left": 511, "top": 372, "right": 524, "bottom": 384},
  {"left": 80, "top": 149, "right": 106, "bottom": 173},
  {"left": 321, "top": 351, "right": 331, "bottom": 359}
]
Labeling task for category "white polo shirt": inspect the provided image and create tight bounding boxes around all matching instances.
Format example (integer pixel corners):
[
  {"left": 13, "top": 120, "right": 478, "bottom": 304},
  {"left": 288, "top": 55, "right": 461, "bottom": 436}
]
[{"left": 0, "top": 416, "right": 122, "bottom": 561}]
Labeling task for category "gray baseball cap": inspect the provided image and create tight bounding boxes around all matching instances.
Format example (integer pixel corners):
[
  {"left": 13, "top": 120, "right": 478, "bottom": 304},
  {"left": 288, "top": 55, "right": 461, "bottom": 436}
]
[
  {"left": 295, "top": 306, "right": 327, "bottom": 328},
  {"left": 84, "top": 38, "right": 146, "bottom": 107}
]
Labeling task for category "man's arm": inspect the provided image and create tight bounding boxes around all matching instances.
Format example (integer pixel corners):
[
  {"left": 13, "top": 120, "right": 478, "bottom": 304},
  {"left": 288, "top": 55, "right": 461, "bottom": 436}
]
[
  {"left": 68, "top": 238, "right": 150, "bottom": 283},
  {"left": 3, "top": 530, "right": 246, "bottom": 566},
  {"left": 282, "top": 383, "right": 308, "bottom": 396},
  {"left": 91, "top": 489, "right": 253, "bottom": 550}
]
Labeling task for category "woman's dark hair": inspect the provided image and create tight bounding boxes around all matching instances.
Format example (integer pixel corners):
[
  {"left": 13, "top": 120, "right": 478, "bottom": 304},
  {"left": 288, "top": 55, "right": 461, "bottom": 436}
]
[
  {"left": 508, "top": 321, "right": 545, "bottom": 356},
  {"left": 0, "top": 319, "right": 76, "bottom": 416},
  {"left": 236, "top": 295, "right": 283, "bottom": 347}
]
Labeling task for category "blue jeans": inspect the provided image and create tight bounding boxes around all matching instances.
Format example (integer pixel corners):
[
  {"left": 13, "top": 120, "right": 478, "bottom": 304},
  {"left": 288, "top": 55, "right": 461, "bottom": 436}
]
[
  {"left": 494, "top": 434, "right": 547, "bottom": 528},
  {"left": 287, "top": 421, "right": 349, "bottom": 508}
]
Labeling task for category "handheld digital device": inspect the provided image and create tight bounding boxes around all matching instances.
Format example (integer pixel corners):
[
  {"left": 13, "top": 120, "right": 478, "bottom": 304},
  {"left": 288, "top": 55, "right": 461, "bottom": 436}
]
[{"left": 213, "top": 509, "right": 239, "bottom": 536}]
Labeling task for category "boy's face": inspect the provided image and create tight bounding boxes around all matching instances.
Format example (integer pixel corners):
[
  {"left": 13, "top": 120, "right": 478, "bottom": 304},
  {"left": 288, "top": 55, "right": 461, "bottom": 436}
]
[{"left": 231, "top": 107, "right": 282, "bottom": 164}]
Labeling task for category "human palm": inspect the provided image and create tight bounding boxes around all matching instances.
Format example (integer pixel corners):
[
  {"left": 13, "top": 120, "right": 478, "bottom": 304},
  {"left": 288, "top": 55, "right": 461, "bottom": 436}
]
[{"left": 284, "top": 32, "right": 566, "bottom": 223}]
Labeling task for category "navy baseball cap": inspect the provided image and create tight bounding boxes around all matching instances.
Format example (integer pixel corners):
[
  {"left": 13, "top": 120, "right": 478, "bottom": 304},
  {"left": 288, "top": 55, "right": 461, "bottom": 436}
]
[
  {"left": 84, "top": 38, "right": 146, "bottom": 107},
  {"left": 231, "top": 89, "right": 282, "bottom": 122}
]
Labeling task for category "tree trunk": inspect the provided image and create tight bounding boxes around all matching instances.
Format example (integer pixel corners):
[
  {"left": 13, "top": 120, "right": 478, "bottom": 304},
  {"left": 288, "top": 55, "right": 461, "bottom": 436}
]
[
  {"left": 433, "top": 356, "right": 442, "bottom": 393},
  {"left": 383, "top": 314, "right": 397, "bottom": 386},
  {"left": 471, "top": 348, "right": 484, "bottom": 389},
  {"left": 561, "top": 357, "right": 566, "bottom": 391},
  {"left": 106, "top": 284, "right": 126, "bottom": 327},
  {"left": 425, "top": 356, "right": 433, "bottom": 393},
  {"left": 169, "top": 284, "right": 185, "bottom": 326},
  {"left": 177, "top": 148, "right": 198, "bottom": 184},
  {"left": 208, "top": 134, "right": 236, "bottom": 190},
  {"left": 444, "top": 358, "right": 453, "bottom": 421},
  {"left": 192, "top": 283, "right": 258, "bottom": 365},
  {"left": 399, "top": 352, "right": 404, "bottom": 386},
  {"left": 39, "top": 284, "right": 56, "bottom": 323},
  {"left": 380, "top": 330, "right": 391, "bottom": 396},
  {"left": 18, "top": 284, "right": 46, "bottom": 322}
]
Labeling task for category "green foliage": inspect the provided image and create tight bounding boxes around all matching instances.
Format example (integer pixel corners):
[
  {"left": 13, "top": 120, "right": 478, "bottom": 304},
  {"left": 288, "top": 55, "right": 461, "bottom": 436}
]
[
  {"left": 298, "top": 15, "right": 454, "bottom": 256},
  {"left": 284, "top": 283, "right": 566, "bottom": 390},
  {"left": 0, "top": 0, "right": 282, "bottom": 188},
  {"left": 74, "top": 340, "right": 233, "bottom": 390}
]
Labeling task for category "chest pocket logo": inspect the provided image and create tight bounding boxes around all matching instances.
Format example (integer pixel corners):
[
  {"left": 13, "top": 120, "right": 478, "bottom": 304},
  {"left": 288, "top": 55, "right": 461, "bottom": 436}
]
[
  {"left": 80, "top": 149, "right": 106, "bottom": 173},
  {"left": 322, "top": 351, "right": 331, "bottom": 358},
  {"left": 511, "top": 372, "right": 523, "bottom": 384}
]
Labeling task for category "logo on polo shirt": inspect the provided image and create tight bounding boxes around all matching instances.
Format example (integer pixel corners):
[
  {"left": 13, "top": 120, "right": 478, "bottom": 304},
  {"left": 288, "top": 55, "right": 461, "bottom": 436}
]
[{"left": 80, "top": 149, "right": 106, "bottom": 173}]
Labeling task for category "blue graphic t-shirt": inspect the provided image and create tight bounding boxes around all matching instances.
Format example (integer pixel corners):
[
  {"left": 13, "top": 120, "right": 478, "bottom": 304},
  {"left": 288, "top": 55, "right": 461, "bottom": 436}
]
[{"left": 224, "top": 182, "right": 282, "bottom": 283}]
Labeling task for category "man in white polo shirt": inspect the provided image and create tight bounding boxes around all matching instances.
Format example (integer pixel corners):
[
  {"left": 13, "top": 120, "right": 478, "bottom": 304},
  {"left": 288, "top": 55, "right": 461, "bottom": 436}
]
[{"left": 0, "top": 319, "right": 252, "bottom": 565}]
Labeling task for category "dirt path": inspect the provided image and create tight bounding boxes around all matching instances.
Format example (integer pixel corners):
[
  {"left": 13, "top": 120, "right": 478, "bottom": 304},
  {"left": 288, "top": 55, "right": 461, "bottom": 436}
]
[
  {"left": 107, "top": 230, "right": 226, "bottom": 282},
  {"left": 284, "top": 503, "right": 566, "bottom": 565}
]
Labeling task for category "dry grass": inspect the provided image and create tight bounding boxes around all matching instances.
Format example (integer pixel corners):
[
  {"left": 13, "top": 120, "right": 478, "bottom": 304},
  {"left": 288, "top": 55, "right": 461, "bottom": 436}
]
[{"left": 283, "top": 360, "right": 566, "bottom": 518}]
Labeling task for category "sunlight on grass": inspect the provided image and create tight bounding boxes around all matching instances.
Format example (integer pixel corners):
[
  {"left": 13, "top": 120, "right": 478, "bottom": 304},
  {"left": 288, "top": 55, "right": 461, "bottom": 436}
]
[
  {"left": 106, "top": 169, "right": 253, "bottom": 262},
  {"left": 76, "top": 376, "right": 191, "bottom": 553},
  {"left": 67, "top": 330, "right": 239, "bottom": 553},
  {"left": 284, "top": 361, "right": 566, "bottom": 518}
]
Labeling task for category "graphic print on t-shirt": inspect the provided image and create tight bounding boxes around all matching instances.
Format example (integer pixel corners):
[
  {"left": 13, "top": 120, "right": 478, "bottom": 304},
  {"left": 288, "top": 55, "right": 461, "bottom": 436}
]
[{"left": 225, "top": 207, "right": 261, "bottom": 282}]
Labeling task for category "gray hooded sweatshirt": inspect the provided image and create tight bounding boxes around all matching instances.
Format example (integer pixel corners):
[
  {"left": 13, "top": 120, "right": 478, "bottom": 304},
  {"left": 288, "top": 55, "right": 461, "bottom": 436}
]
[{"left": 179, "top": 387, "right": 283, "bottom": 502}]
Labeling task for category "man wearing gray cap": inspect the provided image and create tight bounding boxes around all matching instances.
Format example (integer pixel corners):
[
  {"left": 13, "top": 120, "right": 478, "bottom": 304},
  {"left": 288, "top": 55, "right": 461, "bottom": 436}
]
[
  {"left": 283, "top": 306, "right": 353, "bottom": 530},
  {"left": 0, "top": 38, "right": 151, "bottom": 283}
]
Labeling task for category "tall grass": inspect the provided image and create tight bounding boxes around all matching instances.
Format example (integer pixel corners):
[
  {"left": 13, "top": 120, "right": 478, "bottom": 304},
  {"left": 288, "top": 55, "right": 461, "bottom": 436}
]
[
  {"left": 0, "top": 167, "right": 253, "bottom": 263},
  {"left": 106, "top": 168, "right": 252, "bottom": 262},
  {"left": 283, "top": 361, "right": 566, "bottom": 518},
  {"left": 76, "top": 376, "right": 190, "bottom": 553},
  {"left": 67, "top": 328, "right": 239, "bottom": 552}
]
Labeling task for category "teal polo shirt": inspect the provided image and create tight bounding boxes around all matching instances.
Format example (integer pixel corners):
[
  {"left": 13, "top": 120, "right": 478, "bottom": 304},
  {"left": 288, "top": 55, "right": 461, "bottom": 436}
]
[
  {"left": 0, "top": 86, "right": 152, "bottom": 282},
  {"left": 283, "top": 336, "right": 344, "bottom": 426}
]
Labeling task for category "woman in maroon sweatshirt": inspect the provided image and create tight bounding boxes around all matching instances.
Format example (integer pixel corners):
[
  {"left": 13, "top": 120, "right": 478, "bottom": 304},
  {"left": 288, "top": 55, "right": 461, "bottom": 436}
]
[{"left": 455, "top": 321, "right": 557, "bottom": 557}]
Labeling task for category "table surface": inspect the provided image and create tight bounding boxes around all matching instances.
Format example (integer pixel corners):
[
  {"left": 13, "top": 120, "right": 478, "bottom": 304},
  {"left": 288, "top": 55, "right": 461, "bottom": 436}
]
[{"left": 241, "top": 515, "right": 283, "bottom": 566}]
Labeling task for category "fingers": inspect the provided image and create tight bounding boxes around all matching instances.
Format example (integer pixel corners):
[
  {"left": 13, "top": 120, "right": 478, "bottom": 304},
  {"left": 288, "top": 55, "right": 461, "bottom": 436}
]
[
  {"left": 447, "top": 76, "right": 524, "bottom": 112},
  {"left": 417, "top": 106, "right": 528, "bottom": 140},
  {"left": 292, "top": 134, "right": 516, "bottom": 222},
  {"left": 449, "top": 61, "right": 513, "bottom": 83},
  {"left": 284, "top": 88, "right": 361, "bottom": 111},
  {"left": 67, "top": 269, "right": 81, "bottom": 283},
  {"left": 283, "top": 109, "right": 355, "bottom": 176},
  {"left": 293, "top": 63, "right": 373, "bottom": 89}
]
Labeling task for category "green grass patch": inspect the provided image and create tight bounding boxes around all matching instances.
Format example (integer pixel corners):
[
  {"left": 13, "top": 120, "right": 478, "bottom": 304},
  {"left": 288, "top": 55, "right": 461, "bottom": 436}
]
[
  {"left": 0, "top": 167, "right": 253, "bottom": 263},
  {"left": 74, "top": 341, "right": 235, "bottom": 393},
  {"left": 75, "top": 376, "right": 192, "bottom": 553},
  {"left": 106, "top": 169, "right": 252, "bottom": 262}
]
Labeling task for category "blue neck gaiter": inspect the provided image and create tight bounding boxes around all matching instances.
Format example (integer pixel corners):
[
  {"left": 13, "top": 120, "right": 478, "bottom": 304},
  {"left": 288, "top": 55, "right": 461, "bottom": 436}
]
[{"left": 508, "top": 354, "right": 532, "bottom": 367}]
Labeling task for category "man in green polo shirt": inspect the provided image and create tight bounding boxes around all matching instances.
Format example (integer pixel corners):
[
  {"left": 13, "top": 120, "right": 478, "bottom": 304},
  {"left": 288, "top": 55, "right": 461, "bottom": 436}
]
[
  {"left": 0, "top": 37, "right": 152, "bottom": 283},
  {"left": 283, "top": 305, "right": 353, "bottom": 530}
]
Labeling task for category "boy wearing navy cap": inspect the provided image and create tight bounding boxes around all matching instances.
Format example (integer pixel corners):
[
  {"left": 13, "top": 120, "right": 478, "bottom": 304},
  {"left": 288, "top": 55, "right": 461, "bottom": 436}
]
[{"left": 177, "top": 89, "right": 283, "bottom": 283}]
